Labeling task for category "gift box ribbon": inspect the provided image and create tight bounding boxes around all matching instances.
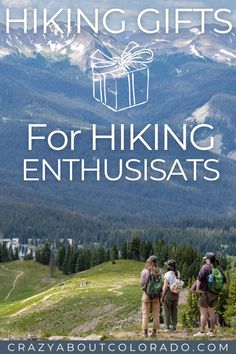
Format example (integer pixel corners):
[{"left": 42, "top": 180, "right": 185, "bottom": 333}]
[{"left": 91, "top": 41, "right": 154, "bottom": 75}]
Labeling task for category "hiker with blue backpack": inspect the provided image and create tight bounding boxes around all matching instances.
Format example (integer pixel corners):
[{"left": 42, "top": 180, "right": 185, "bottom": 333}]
[
  {"left": 140, "top": 255, "right": 163, "bottom": 338},
  {"left": 161, "top": 259, "right": 184, "bottom": 332},
  {"left": 193, "top": 252, "right": 227, "bottom": 337}
]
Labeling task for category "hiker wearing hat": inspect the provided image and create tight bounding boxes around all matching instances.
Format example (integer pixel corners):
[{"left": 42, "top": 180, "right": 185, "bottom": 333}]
[
  {"left": 193, "top": 252, "right": 227, "bottom": 337},
  {"left": 140, "top": 255, "right": 162, "bottom": 338},
  {"left": 161, "top": 259, "right": 183, "bottom": 331}
]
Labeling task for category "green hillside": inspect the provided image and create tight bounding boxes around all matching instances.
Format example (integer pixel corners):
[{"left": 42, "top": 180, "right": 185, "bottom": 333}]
[
  {"left": 0, "top": 260, "right": 235, "bottom": 340},
  {"left": 0, "top": 260, "right": 144, "bottom": 339},
  {"left": 0, "top": 261, "right": 63, "bottom": 316}
]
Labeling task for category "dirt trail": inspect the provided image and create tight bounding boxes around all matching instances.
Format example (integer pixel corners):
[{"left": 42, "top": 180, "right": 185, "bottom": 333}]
[
  {"left": 111, "top": 327, "right": 236, "bottom": 340},
  {"left": 8, "top": 290, "right": 68, "bottom": 317},
  {"left": 113, "top": 328, "right": 192, "bottom": 340},
  {"left": 1, "top": 265, "right": 24, "bottom": 301},
  {"left": 108, "top": 285, "right": 123, "bottom": 296}
]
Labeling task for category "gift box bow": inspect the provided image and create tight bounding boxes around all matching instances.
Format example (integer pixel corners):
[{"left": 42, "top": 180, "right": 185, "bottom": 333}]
[{"left": 91, "top": 41, "right": 154, "bottom": 76}]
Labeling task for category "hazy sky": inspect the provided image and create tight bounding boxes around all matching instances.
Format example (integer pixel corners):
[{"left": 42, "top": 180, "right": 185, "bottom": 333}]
[
  {"left": 0, "top": 0, "right": 235, "bottom": 10},
  {"left": 0, "top": 0, "right": 235, "bottom": 29}
]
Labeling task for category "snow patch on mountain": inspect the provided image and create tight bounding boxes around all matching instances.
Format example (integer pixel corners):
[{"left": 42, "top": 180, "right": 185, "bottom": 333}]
[
  {"left": 0, "top": 47, "right": 10, "bottom": 57},
  {"left": 174, "top": 38, "right": 193, "bottom": 48},
  {"left": 0, "top": 23, "right": 236, "bottom": 69},
  {"left": 34, "top": 44, "right": 42, "bottom": 52},
  {"left": 198, "top": 134, "right": 223, "bottom": 155},
  {"left": 228, "top": 151, "right": 236, "bottom": 160},
  {"left": 176, "top": 68, "right": 182, "bottom": 77},
  {"left": 212, "top": 134, "right": 223, "bottom": 154},
  {"left": 219, "top": 49, "right": 236, "bottom": 59},
  {"left": 70, "top": 43, "right": 88, "bottom": 68},
  {"left": 214, "top": 53, "right": 231, "bottom": 63},
  {"left": 191, "top": 103, "right": 211, "bottom": 123},
  {"left": 190, "top": 28, "right": 201, "bottom": 36},
  {"left": 155, "top": 39, "right": 170, "bottom": 43},
  {"left": 70, "top": 42, "right": 85, "bottom": 53},
  {"left": 48, "top": 41, "right": 63, "bottom": 52},
  {"left": 190, "top": 45, "right": 205, "bottom": 59}
]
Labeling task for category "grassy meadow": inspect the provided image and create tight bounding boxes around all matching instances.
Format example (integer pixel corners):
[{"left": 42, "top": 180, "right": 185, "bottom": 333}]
[
  {"left": 0, "top": 260, "right": 235, "bottom": 340},
  {"left": 0, "top": 260, "right": 143, "bottom": 338}
]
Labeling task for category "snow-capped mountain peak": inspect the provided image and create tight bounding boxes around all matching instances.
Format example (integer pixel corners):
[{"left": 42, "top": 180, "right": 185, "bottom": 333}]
[{"left": 0, "top": 23, "right": 236, "bottom": 68}]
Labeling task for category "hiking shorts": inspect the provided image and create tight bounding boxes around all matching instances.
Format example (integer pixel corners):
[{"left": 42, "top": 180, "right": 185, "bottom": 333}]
[
  {"left": 198, "top": 292, "right": 218, "bottom": 308},
  {"left": 142, "top": 292, "right": 159, "bottom": 303}
]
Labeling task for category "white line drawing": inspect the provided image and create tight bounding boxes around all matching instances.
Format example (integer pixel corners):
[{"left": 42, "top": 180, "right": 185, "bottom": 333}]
[{"left": 90, "top": 42, "right": 154, "bottom": 112}]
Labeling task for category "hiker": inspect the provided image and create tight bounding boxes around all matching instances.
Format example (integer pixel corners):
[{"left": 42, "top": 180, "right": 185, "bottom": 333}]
[
  {"left": 140, "top": 255, "right": 162, "bottom": 338},
  {"left": 161, "top": 259, "right": 183, "bottom": 331},
  {"left": 193, "top": 252, "right": 227, "bottom": 337}
]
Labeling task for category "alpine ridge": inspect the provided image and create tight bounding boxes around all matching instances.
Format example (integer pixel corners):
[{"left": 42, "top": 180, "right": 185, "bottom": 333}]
[{"left": 0, "top": 23, "right": 236, "bottom": 67}]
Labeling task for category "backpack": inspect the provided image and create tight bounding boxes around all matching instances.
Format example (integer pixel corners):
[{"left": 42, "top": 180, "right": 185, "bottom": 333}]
[
  {"left": 169, "top": 272, "right": 184, "bottom": 294},
  {"left": 208, "top": 266, "right": 224, "bottom": 293},
  {"left": 146, "top": 271, "right": 162, "bottom": 299}
]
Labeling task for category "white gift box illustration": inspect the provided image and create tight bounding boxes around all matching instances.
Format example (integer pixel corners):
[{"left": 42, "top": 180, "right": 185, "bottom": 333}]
[{"left": 90, "top": 42, "right": 154, "bottom": 112}]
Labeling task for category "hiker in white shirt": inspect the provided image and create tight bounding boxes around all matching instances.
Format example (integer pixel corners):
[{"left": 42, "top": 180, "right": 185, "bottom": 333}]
[{"left": 161, "top": 259, "right": 182, "bottom": 331}]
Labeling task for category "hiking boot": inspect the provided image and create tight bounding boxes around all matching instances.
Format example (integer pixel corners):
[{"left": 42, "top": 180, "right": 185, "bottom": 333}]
[
  {"left": 143, "top": 330, "right": 148, "bottom": 338},
  {"left": 193, "top": 331, "right": 206, "bottom": 337},
  {"left": 207, "top": 331, "right": 216, "bottom": 337},
  {"left": 150, "top": 330, "right": 157, "bottom": 337}
]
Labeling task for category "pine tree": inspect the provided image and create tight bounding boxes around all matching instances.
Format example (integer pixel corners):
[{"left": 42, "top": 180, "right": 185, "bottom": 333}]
[
  {"left": 224, "top": 274, "right": 236, "bottom": 326},
  {"left": 35, "top": 247, "right": 43, "bottom": 263},
  {"left": 97, "top": 247, "right": 106, "bottom": 264},
  {"left": 217, "top": 285, "right": 229, "bottom": 327},
  {"left": 69, "top": 248, "right": 78, "bottom": 274},
  {"left": 130, "top": 236, "right": 141, "bottom": 260},
  {"left": 90, "top": 248, "right": 99, "bottom": 267},
  {"left": 127, "top": 241, "right": 132, "bottom": 259},
  {"left": 62, "top": 246, "right": 71, "bottom": 275},
  {"left": 121, "top": 241, "right": 128, "bottom": 259},
  {"left": 105, "top": 249, "right": 110, "bottom": 262},
  {"left": 56, "top": 245, "right": 65, "bottom": 270},
  {"left": 76, "top": 250, "right": 85, "bottom": 272},
  {"left": 154, "top": 240, "right": 168, "bottom": 266},
  {"left": 9, "top": 245, "right": 14, "bottom": 261},
  {"left": 49, "top": 250, "right": 56, "bottom": 277},
  {"left": 182, "top": 312, "right": 188, "bottom": 328},
  {"left": 83, "top": 249, "right": 91, "bottom": 270},
  {"left": 140, "top": 240, "right": 153, "bottom": 261},
  {"left": 111, "top": 245, "right": 119, "bottom": 262},
  {"left": 181, "top": 277, "right": 199, "bottom": 328},
  {"left": 41, "top": 243, "right": 51, "bottom": 265},
  {"left": 218, "top": 254, "right": 228, "bottom": 271},
  {"left": 1, "top": 243, "right": 9, "bottom": 262},
  {"left": 14, "top": 247, "right": 19, "bottom": 260},
  {"left": 28, "top": 249, "right": 34, "bottom": 260}
]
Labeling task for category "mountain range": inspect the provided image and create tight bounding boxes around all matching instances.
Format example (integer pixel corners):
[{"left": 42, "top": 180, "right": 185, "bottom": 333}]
[
  {"left": 1, "top": 23, "right": 236, "bottom": 67},
  {"left": 0, "top": 23, "right": 236, "bottom": 222},
  {"left": 0, "top": 23, "right": 236, "bottom": 156}
]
